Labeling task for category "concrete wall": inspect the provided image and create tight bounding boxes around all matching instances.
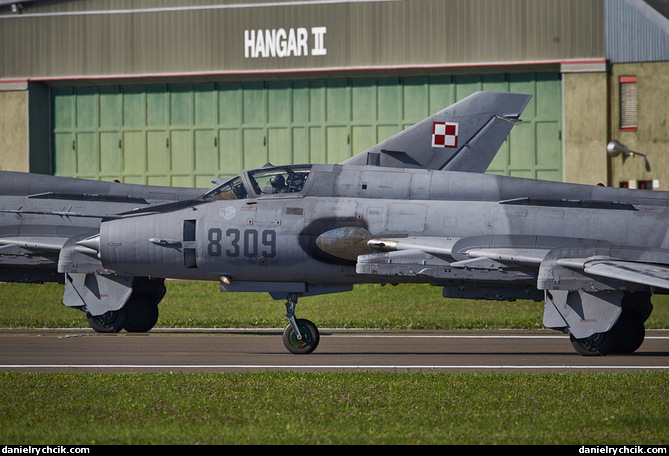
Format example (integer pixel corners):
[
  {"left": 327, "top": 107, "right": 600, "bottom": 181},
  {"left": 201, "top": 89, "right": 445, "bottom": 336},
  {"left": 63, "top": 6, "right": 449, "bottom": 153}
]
[
  {"left": 609, "top": 61, "right": 669, "bottom": 190},
  {"left": 562, "top": 71, "right": 610, "bottom": 186},
  {"left": 562, "top": 62, "right": 669, "bottom": 191},
  {"left": 0, "top": 82, "right": 51, "bottom": 174},
  {"left": 0, "top": 84, "right": 28, "bottom": 172}
]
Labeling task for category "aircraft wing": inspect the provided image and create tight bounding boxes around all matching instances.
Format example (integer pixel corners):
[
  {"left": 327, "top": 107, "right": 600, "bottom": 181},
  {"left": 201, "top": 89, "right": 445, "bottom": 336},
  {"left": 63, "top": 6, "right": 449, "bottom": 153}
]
[
  {"left": 341, "top": 91, "right": 532, "bottom": 172},
  {"left": 559, "top": 258, "right": 669, "bottom": 290},
  {"left": 0, "top": 235, "right": 71, "bottom": 283},
  {"left": 455, "top": 245, "right": 669, "bottom": 291},
  {"left": 316, "top": 228, "right": 669, "bottom": 294}
]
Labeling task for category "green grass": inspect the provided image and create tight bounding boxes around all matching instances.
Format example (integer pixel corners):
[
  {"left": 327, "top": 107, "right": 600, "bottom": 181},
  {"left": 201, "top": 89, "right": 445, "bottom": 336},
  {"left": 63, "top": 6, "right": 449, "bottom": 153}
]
[
  {"left": 2, "top": 282, "right": 668, "bottom": 445},
  {"left": 2, "top": 281, "right": 669, "bottom": 330},
  {"left": 1, "top": 371, "right": 667, "bottom": 445}
]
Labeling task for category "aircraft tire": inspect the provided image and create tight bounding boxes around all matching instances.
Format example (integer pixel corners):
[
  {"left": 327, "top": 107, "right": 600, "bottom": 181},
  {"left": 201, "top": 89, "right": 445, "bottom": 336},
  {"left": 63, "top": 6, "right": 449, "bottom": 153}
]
[
  {"left": 569, "top": 331, "right": 617, "bottom": 356},
  {"left": 569, "top": 309, "right": 645, "bottom": 356},
  {"left": 611, "top": 311, "right": 645, "bottom": 354},
  {"left": 123, "top": 293, "right": 159, "bottom": 333},
  {"left": 86, "top": 308, "right": 127, "bottom": 333},
  {"left": 282, "top": 319, "right": 320, "bottom": 354}
]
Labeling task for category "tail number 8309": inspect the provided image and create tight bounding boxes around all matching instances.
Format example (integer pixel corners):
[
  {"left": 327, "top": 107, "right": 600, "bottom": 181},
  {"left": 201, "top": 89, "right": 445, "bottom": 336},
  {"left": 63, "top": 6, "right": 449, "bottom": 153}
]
[{"left": 207, "top": 228, "right": 277, "bottom": 258}]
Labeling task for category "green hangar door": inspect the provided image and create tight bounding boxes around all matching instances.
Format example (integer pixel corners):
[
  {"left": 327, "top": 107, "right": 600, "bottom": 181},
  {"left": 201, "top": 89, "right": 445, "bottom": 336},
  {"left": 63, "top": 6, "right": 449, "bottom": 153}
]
[{"left": 51, "top": 73, "right": 562, "bottom": 186}]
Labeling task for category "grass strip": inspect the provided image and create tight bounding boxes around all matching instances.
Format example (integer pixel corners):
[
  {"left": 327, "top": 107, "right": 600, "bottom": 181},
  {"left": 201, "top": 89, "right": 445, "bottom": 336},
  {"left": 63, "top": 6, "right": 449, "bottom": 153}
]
[
  {"left": 1, "top": 371, "right": 667, "bottom": 445},
  {"left": 2, "top": 282, "right": 669, "bottom": 330}
]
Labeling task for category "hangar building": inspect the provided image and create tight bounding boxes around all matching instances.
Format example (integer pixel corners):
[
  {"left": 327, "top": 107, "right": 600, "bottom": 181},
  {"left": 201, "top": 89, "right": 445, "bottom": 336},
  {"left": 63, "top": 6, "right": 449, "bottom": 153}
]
[{"left": 0, "top": 0, "right": 668, "bottom": 190}]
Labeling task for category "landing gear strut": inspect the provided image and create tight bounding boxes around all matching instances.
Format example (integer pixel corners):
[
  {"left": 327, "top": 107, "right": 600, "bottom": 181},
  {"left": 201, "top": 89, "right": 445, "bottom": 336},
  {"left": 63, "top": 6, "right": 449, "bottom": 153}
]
[{"left": 282, "top": 293, "right": 320, "bottom": 354}]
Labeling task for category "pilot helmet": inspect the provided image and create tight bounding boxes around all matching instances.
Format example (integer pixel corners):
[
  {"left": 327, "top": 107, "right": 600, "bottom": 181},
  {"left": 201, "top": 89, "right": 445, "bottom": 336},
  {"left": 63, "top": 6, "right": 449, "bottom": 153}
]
[{"left": 270, "top": 174, "right": 285, "bottom": 189}]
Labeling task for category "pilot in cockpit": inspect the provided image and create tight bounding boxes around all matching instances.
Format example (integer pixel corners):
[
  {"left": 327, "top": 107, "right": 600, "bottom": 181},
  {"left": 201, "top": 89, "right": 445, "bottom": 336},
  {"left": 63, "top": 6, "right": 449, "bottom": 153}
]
[{"left": 270, "top": 174, "right": 287, "bottom": 193}]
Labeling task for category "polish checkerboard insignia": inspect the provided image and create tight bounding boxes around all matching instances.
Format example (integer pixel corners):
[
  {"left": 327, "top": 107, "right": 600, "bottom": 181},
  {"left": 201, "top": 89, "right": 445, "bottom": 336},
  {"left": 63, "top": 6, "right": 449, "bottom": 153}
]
[{"left": 432, "top": 122, "right": 458, "bottom": 148}]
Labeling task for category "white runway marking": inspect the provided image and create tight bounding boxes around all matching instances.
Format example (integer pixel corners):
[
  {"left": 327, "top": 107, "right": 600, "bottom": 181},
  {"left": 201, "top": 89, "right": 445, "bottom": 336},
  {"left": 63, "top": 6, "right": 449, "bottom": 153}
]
[{"left": 329, "top": 334, "right": 669, "bottom": 339}]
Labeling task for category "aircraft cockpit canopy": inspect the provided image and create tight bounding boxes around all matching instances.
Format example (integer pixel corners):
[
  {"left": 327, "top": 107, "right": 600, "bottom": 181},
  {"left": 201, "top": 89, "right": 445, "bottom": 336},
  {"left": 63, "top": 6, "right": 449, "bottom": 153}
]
[
  {"left": 248, "top": 165, "right": 311, "bottom": 195},
  {"left": 203, "top": 175, "right": 247, "bottom": 201},
  {"left": 203, "top": 165, "right": 312, "bottom": 201}
]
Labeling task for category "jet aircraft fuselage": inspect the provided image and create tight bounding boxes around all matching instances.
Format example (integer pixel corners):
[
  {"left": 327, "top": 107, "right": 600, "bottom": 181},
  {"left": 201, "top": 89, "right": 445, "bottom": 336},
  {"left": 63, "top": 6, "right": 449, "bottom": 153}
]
[{"left": 97, "top": 163, "right": 669, "bottom": 301}]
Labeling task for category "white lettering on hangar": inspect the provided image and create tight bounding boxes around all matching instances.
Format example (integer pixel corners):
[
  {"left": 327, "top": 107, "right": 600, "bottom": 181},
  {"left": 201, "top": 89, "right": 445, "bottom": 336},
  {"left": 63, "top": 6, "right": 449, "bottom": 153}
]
[{"left": 244, "top": 27, "right": 327, "bottom": 58}]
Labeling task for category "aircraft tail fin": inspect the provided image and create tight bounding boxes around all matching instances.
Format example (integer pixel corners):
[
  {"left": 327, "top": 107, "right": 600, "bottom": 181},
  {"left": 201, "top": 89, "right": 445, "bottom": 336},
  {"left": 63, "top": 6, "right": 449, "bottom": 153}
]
[{"left": 341, "top": 91, "right": 532, "bottom": 172}]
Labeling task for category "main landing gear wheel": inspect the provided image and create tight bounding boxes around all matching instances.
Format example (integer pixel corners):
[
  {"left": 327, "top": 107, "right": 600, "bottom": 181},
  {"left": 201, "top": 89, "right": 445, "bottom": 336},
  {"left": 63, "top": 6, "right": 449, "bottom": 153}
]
[
  {"left": 282, "top": 293, "right": 320, "bottom": 354},
  {"left": 569, "top": 309, "right": 646, "bottom": 356},
  {"left": 86, "top": 307, "right": 127, "bottom": 333},
  {"left": 610, "top": 311, "right": 645, "bottom": 354},
  {"left": 123, "top": 293, "right": 159, "bottom": 333},
  {"left": 569, "top": 331, "right": 617, "bottom": 356}
]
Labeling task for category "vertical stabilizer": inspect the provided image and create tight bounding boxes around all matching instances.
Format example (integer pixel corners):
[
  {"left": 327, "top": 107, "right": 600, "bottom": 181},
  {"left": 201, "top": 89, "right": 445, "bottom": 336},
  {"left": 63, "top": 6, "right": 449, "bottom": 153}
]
[{"left": 341, "top": 91, "right": 532, "bottom": 172}]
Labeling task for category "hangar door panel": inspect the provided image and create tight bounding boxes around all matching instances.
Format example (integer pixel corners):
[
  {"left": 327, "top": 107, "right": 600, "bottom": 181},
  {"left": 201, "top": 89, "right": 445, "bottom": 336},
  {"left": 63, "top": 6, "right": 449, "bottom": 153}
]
[
  {"left": 52, "top": 74, "right": 562, "bottom": 186},
  {"left": 487, "top": 73, "right": 563, "bottom": 181}
]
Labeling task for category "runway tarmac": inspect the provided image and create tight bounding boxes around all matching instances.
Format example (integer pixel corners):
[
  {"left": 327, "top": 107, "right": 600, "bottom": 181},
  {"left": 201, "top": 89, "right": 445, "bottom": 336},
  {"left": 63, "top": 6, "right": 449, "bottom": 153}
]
[{"left": 1, "top": 328, "right": 668, "bottom": 373}]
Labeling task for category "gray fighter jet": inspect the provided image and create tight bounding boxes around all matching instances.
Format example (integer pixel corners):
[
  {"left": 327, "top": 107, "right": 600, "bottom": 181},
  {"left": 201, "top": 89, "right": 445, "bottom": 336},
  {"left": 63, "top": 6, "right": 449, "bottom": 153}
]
[
  {"left": 0, "top": 173, "right": 204, "bottom": 331},
  {"left": 2, "top": 91, "right": 660, "bottom": 356}
]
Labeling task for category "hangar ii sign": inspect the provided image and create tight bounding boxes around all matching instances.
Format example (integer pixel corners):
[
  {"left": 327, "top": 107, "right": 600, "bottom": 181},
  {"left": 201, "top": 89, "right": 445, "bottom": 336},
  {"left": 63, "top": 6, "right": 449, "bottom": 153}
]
[{"left": 244, "top": 27, "right": 327, "bottom": 58}]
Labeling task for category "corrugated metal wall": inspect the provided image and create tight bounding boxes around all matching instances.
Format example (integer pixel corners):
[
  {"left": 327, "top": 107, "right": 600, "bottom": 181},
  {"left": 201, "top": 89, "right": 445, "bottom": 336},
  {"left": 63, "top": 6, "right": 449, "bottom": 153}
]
[
  {"left": 606, "top": 0, "right": 669, "bottom": 63},
  {"left": 51, "top": 73, "right": 563, "bottom": 186},
  {"left": 0, "top": 0, "right": 604, "bottom": 79}
]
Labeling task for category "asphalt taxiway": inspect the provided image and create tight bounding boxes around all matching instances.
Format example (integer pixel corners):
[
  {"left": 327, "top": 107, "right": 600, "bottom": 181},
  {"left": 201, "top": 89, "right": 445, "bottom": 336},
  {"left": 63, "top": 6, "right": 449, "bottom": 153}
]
[{"left": 0, "top": 328, "right": 667, "bottom": 373}]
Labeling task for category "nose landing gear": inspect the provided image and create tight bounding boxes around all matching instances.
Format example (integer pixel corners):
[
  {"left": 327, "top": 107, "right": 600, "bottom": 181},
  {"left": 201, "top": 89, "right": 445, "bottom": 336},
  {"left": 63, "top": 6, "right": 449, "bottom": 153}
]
[{"left": 282, "top": 293, "right": 320, "bottom": 354}]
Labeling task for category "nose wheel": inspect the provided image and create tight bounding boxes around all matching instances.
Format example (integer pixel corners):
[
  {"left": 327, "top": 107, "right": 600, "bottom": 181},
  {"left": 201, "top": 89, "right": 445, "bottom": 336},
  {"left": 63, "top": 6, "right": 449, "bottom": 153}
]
[{"left": 282, "top": 293, "right": 320, "bottom": 354}]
